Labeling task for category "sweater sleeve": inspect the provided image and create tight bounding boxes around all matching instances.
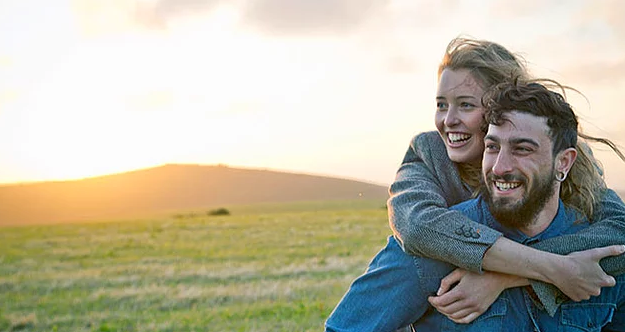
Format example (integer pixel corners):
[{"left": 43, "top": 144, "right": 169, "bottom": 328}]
[
  {"left": 528, "top": 188, "right": 625, "bottom": 316},
  {"left": 387, "top": 132, "right": 503, "bottom": 272}
]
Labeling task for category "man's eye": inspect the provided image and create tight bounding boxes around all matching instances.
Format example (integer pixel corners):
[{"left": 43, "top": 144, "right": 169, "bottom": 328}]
[{"left": 485, "top": 144, "right": 498, "bottom": 151}]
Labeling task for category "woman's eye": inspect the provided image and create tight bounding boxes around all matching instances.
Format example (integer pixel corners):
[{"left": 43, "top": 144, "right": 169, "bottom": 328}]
[
  {"left": 436, "top": 102, "right": 448, "bottom": 110},
  {"left": 460, "top": 102, "right": 475, "bottom": 109}
]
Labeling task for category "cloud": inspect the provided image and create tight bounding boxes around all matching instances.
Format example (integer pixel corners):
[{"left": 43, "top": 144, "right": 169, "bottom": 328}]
[
  {"left": 129, "top": 0, "right": 390, "bottom": 35},
  {"left": 520, "top": 0, "right": 625, "bottom": 86},
  {"left": 560, "top": 59, "right": 625, "bottom": 85},
  {"left": 576, "top": 0, "right": 625, "bottom": 40},
  {"left": 241, "top": 0, "right": 389, "bottom": 36},
  {"left": 486, "top": 0, "right": 569, "bottom": 18},
  {"left": 133, "top": 0, "right": 226, "bottom": 29}
]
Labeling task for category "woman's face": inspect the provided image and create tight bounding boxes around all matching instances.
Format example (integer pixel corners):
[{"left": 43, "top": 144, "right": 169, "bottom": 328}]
[{"left": 435, "top": 68, "right": 487, "bottom": 165}]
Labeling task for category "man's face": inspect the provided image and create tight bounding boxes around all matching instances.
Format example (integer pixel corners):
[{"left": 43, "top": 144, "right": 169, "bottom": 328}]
[{"left": 481, "top": 111, "right": 558, "bottom": 229}]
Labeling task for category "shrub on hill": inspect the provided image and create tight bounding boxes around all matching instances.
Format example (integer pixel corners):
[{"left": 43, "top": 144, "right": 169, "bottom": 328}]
[{"left": 207, "top": 208, "right": 230, "bottom": 216}]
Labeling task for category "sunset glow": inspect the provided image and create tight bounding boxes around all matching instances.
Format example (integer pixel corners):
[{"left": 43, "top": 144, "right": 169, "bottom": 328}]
[{"left": 1, "top": 0, "right": 625, "bottom": 189}]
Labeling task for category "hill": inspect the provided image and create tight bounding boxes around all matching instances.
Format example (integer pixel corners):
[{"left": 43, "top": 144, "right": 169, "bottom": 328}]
[{"left": 0, "top": 164, "right": 389, "bottom": 225}]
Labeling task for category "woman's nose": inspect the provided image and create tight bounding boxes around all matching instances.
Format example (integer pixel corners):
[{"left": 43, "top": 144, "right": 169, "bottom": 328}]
[{"left": 444, "top": 107, "right": 460, "bottom": 127}]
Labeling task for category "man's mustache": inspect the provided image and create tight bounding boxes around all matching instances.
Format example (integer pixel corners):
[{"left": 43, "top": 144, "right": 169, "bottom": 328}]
[{"left": 486, "top": 173, "right": 525, "bottom": 183}]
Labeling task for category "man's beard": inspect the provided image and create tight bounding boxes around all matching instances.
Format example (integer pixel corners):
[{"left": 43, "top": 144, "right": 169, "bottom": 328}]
[{"left": 481, "top": 166, "right": 557, "bottom": 229}]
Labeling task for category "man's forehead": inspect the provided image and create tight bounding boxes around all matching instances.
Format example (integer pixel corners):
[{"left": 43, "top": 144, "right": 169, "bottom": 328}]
[{"left": 486, "top": 111, "right": 550, "bottom": 142}]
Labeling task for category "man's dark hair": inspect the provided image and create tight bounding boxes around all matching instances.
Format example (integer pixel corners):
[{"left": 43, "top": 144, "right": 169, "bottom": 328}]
[{"left": 482, "top": 79, "right": 578, "bottom": 155}]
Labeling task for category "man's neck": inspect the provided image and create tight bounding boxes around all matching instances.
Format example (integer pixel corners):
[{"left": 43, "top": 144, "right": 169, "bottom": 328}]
[{"left": 518, "top": 193, "right": 561, "bottom": 237}]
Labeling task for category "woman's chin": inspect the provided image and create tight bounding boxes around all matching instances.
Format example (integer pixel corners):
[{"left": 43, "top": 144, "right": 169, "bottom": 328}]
[{"left": 447, "top": 151, "right": 482, "bottom": 165}]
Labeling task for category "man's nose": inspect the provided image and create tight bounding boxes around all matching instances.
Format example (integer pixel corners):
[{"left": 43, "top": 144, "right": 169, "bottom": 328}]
[
  {"left": 444, "top": 107, "right": 460, "bottom": 127},
  {"left": 492, "top": 151, "right": 514, "bottom": 176}
]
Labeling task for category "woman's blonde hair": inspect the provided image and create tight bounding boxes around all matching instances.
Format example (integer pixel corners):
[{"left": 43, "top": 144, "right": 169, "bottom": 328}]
[
  {"left": 565, "top": 134, "right": 625, "bottom": 221},
  {"left": 438, "top": 37, "right": 530, "bottom": 88}
]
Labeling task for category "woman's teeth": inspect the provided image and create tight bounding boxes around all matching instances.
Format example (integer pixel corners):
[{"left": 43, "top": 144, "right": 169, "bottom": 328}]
[{"left": 448, "top": 133, "right": 471, "bottom": 143}]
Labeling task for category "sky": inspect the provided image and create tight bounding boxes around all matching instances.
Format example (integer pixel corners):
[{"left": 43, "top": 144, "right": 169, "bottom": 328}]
[{"left": 1, "top": 0, "right": 624, "bottom": 190}]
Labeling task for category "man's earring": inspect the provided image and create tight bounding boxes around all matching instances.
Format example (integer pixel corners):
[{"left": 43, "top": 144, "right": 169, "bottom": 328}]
[{"left": 555, "top": 171, "right": 567, "bottom": 182}]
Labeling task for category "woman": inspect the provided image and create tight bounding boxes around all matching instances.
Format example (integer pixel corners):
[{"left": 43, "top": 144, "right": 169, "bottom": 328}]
[{"left": 325, "top": 37, "right": 625, "bottom": 332}]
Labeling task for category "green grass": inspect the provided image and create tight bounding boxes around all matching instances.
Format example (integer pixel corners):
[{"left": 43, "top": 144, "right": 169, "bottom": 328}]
[{"left": 0, "top": 200, "right": 390, "bottom": 331}]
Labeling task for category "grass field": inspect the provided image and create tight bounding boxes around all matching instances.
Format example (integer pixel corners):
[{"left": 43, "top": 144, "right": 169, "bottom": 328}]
[{"left": 0, "top": 200, "right": 390, "bottom": 332}]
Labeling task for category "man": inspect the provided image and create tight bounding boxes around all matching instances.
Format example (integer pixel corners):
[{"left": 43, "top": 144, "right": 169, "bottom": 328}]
[{"left": 410, "top": 81, "right": 625, "bottom": 331}]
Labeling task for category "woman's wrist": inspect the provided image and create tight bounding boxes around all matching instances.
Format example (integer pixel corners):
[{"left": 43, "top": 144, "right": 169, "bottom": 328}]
[{"left": 483, "top": 237, "right": 563, "bottom": 283}]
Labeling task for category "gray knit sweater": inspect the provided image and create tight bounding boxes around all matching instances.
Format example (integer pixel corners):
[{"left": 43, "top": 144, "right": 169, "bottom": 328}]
[{"left": 388, "top": 131, "right": 625, "bottom": 316}]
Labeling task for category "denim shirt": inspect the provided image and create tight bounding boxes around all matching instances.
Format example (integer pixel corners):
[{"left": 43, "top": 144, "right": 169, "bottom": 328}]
[{"left": 412, "top": 197, "right": 625, "bottom": 332}]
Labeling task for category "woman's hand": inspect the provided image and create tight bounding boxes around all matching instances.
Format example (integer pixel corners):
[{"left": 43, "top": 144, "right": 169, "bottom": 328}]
[
  {"left": 545, "top": 245, "right": 624, "bottom": 301},
  {"left": 427, "top": 268, "right": 527, "bottom": 324}
]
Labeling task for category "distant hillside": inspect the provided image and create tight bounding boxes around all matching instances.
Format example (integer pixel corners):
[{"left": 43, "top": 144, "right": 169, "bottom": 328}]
[{"left": 0, "top": 164, "right": 389, "bottom": 225}]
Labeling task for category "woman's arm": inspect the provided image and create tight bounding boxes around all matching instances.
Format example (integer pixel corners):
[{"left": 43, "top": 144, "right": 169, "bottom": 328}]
[{"left": 388, "top": 132, "right": 503, "bottom": 271}]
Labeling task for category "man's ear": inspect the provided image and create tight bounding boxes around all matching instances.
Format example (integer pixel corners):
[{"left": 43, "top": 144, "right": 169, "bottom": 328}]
[{"left": 556, "top": 147, "right": 577, "bottom": 176}]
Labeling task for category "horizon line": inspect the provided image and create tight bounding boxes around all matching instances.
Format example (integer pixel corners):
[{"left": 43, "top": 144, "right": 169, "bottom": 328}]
[{"left": 0, "top": 163, "right": 392, "bottom": 188}]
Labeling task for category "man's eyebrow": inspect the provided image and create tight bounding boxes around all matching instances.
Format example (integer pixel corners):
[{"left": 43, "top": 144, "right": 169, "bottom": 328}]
[
  {"left": 509, "top": 138, "right": 540, "bottom": 147},
  {"left": 483, "top": 136, "right": 540, "bottom": 147}
]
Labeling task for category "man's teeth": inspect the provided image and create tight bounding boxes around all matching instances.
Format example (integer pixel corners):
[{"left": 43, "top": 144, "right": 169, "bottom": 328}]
[
  {"left": 495, "top": 181, "right": 521, "bottom": 191},
  {"left": 448, "top": 133, "right": 471, "bottom": 143}
]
